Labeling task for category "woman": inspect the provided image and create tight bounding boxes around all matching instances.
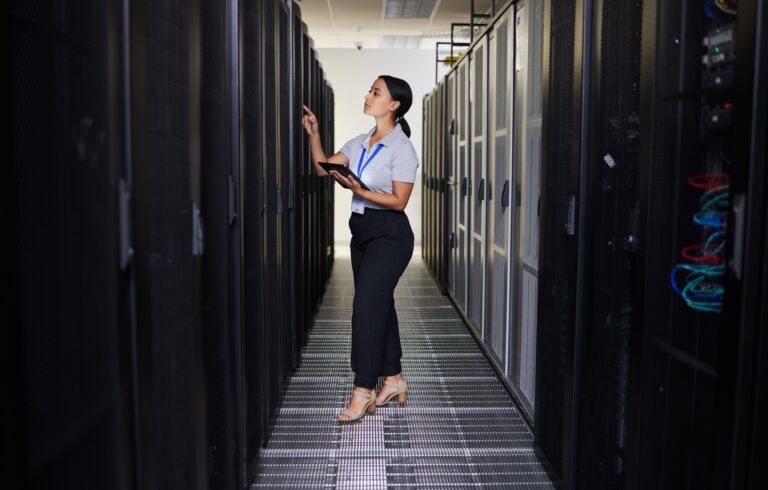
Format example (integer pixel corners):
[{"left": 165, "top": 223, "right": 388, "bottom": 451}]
[{"left": 301, "top": 75, "right": 418, "bottom": 423}]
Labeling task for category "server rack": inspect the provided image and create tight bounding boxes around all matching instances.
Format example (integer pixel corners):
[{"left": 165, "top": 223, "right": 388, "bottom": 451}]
[
  {"left": 630, "top": 1, "right": 766, "bottom": 488},
  {"left": 260, "top": 0, "right": 285, "bottom": 436},
  {"left": 508, "top": 0, "right": 544, "bottom": 419},
  {"left": 422, "top": 94, "right": 429, "bottom": 270},
  {"left": 10, "top": 1, "right": 136, "bottom": 487},
  {"left": 535, "top": 0, "right": 583, "bottom": 482},
  {"left": 724, "top": 2, "right": 768, "bottom": 486},
  {"left": 11, "top": 1, "right": 335, "bottom": 487},
  {"left": 292, "top": 5, "right": 306, "bottom": 359},
  {"left": 423, "top": 0, "right": 545, "bottom": 438},
  {"left": 485, "top": 7, "right": 514, "bottom": 371},
  {"left": 468, "top": 37, "right": 489, "bottom": 338},
  {"left": 129, "top": 0, "right": 209, "bottom": 486},
  {"left": 568, "top": 0, "right": 642, "bottom": 487},
  {"left": 277, "top": 0, "right": 296, "bottom": 387},
  {"left": 437, "top": 81, "right": 447, "bottom": 288},
  {"left": 426, "top": 91, "right": 434, "bottom": 276},
  {"left": 424, "top": 83, "right": 444, "bottom": 284},
  {"left": 241, "top": 0, "right": 268, "bottom": 481},
  {"left": 200, "top": 0, "right": 241, "bottom": 486},
  {"left": 456, "top": 56, "right": 471, "bottom": 313},
  {"left": 423, "top": 1, "right": 767, "bottom": 488},
  {"left": 446, "top": 70, "right": 459, "bottom": 297}
]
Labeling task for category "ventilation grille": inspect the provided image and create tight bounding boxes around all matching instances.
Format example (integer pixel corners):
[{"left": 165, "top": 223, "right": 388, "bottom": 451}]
[{"left": 385, "top": 0, "right": 438, "bottom": 19}]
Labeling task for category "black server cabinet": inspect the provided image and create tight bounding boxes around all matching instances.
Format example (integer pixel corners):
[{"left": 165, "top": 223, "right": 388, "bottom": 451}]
[
  {"left": 571, "top": 0, "right": 642, "bottom": 488},
  {"left": 129, "top": 0, "right": 208, "bottom": 487},
  {"left": 241, "top": 0, "right": 268, "bottom": 479},
  {"left": 328, "top": 87, "right": 336, "bottom": 264},
  {"left": 292, "top": 5, "right": 306, "bottom": 358},
  {"left": 199, "top": 0, "right": 241, "bottom": 487},
  {"left": 631, "top": 1, "right": 764, "bottom": 488},
  {"left": 10, "top": 1, "right": 136, "bottom": 488},
  {"left": 308, "top": 46, "right": 318, "bottom": 314},
  {"left": 329, "top": 88, "right": 336, "bottom": 261},
  {"left": 724, "top": 2, "right": 768, "bottom": 487},
  {"left": 301, "top": 25, "right": 312, "bottom": 333},
  {"left": 301, "top": 23, "right": 315, "bottom": 326},
  {"left": 260, "top": 0, "right": 286, "bottom": 436},
  {"left": 277, "top": 0, "right": 296, "bottom": 385},
  {"left": 535, "top": 0, "right": 584, "bottom": 483}
]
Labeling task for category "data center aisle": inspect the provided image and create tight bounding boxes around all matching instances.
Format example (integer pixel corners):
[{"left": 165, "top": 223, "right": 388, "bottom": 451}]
[{"left": 252, "top": 256, "right": 554, "bottom": 488}]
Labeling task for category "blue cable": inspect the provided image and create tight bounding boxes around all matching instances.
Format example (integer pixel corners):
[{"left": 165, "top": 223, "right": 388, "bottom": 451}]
[
  {"left": 693, "top": 211, "right": 727, "bottom": 229},
  {"left": 699, "top": 185, "right": 729, "bottom": 209},
  {"left": 670, "top": 263, "right": 725, "bottom": 313}
]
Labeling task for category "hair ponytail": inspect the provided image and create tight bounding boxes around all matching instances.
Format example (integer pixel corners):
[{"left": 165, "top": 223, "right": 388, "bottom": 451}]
[
  {"left": 379, "top": 75, "right": 413, "bottom": 138},
  {"left": 397, "top": 117, "right": 411, "bottom": 137}
]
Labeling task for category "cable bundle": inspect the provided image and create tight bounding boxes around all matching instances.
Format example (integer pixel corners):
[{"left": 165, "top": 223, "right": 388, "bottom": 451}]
[{"left": 670, "top": 174, "right": 729, "bottom": 313}]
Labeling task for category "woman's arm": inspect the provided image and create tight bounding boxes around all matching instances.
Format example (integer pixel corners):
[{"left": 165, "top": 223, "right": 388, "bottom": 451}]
[
  {"left": 328, "top": 173, "right": 415, "bottom": 212},
  {"left": 357, "top": 182, "right": 414, "bottom": 212},
  {"left": 302, "top": 104, "right": 349, "bottom": 176}
]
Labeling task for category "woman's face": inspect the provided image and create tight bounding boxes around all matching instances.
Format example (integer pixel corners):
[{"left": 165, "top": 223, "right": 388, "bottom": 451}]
[{"left": 363, "top": 78, "right": 400, "bottom": 118}]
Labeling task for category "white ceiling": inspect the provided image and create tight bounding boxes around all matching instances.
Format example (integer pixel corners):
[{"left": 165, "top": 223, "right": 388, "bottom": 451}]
[{"left": 295, "top": 0, "right": 497, "bottom": 50}]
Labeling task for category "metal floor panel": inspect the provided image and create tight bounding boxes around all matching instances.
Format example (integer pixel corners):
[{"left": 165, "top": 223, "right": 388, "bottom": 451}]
[{"left": 252, "top": 257, "right": 554, "bottom": 489}]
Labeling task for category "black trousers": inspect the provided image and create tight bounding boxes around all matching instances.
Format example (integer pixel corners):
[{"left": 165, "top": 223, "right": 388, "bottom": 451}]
[{"left": 349, "top": 208, "right": 414, "bottom": 389}]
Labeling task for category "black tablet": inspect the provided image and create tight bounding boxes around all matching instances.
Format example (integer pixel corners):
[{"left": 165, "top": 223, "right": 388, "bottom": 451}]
[{"left": 318, "top": 162, "right": 370, "bottom": 191}]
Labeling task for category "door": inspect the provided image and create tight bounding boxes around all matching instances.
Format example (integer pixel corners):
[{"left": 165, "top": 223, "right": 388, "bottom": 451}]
[
  {"left": 446, "top": 71, "right": 458, "bottom": 296},
  {"left": 468, "top": 39, "right": 489, "bottom": 337},
  {"left": 486, "top": 10, "right": 515, "bottom": 367},
  {"left": 535, "top": 0, "right": 585, "bottom": 482},
  {"left": 455, "top": 58, "right": 471, "bottom": 313},
  {"left": 11, "top": 1, "right": 136, "bottom": 487},
  {"left": 241, "top": 0, "right": 268, "bottom": 477},
  {"left": 508, "top": 0, "right": 544, "bottom": 419}
]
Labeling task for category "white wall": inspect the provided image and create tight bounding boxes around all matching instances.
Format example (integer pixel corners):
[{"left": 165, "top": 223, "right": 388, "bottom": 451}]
[{"left": 316, "top": 48, "right": 437, "bottom": 252}]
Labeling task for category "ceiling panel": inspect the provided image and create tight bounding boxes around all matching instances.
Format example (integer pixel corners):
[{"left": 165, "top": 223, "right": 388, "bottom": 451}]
[{"left": 296, "top": 0, "right": 498, "bottom": 49}]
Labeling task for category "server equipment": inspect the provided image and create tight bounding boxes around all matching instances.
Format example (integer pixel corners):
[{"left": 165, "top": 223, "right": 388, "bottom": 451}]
[
  {"left": 423, "top": 0, "right": 766, "bottom": 488},
  {"left": 423, "top": 0, "right": 544, "bottom": 416},
  {"left": 534, "top": 0, "right": 768, "bottom": 486},
  {"left": 632, "top": 0, "right": 766, "bottom": 488},
  {"left": 10, "top": 0, "right": 334, "bottom": 488}
]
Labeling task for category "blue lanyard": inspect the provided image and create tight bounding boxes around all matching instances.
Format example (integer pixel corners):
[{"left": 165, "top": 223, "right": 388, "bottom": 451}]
[{"left": 357, "top": 144, "right": 384, "bottom": 179}]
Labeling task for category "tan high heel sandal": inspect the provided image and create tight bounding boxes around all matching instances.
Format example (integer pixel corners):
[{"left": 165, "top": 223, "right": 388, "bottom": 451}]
[
  {"left": 376, "top": 379, "right": 408, "bottom": 407},
  {"left": 337, "top": 389, "right": 377, "bottom": 423}
]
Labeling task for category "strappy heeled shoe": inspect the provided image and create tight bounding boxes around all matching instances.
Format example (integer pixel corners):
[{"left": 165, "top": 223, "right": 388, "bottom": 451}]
[
  {"left": 376, "top": 379, "right": 408, "bottom": 407},
  {"left": 337, "top": 388, "right": 377, "bottom": 423}
]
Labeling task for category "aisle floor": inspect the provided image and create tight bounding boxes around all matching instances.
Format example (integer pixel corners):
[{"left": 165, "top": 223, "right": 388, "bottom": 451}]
[{"left": 252, "top": 256, "right": 554, "bottom": 488}]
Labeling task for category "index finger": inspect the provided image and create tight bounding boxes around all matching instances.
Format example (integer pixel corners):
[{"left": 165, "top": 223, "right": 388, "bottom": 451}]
[{"left": 302, "top": 104, "right": 315, "bottom": 117}]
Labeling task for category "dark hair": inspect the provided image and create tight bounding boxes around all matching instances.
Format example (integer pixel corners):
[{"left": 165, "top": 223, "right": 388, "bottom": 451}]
[{"left": 378, "top": 75, "right": 413, "bottom": 137}]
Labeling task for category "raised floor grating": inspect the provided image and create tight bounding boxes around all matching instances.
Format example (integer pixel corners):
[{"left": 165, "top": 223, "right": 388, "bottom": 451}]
[{"left": 252, "top": 256, "right": 554, "bottom": 489}]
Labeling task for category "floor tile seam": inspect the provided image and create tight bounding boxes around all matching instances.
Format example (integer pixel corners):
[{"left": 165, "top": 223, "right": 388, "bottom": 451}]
[
  {"left": 257, "top": 448, "right": 540, "bottom": 457},
  {"left": 256, "top": 460, "right": 549, "bottom": 467}
]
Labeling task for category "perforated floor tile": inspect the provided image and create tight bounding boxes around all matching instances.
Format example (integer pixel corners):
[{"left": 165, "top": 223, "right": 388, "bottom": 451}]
[{"left": 251, "top": 257, "right": 554, "bottom": 489}]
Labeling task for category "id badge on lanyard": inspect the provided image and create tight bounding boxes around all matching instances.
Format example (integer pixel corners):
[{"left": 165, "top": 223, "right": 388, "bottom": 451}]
[{"left": 352, "top": 143, "right": 383, "bottom": 215}]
